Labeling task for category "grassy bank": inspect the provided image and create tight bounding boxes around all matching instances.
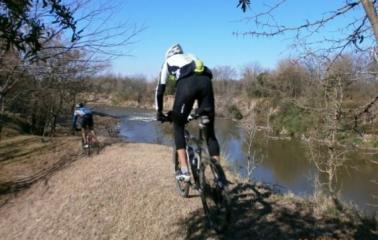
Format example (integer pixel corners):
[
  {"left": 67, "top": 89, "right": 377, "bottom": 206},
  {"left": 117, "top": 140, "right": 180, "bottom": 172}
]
[
  {"left": 1, "top": 105, "right": 377, "bottom": 239},
  {"left": 0, "top": 139, "right": 377, "bottom": 239},
  {"left": 0, "top": 113, "right": 122, "bottom": 203}
]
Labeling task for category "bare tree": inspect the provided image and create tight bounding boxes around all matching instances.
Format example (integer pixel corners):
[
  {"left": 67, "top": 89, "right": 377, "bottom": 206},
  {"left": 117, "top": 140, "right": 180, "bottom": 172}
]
[
  {"left": 0, "top": 50, "right": 24, "bottom": 113},
  {"left": 308, "top": 73, "right": 349, "bottom": 195},
  {"left": 235, "top": 0, "right": 378, "bottom": 113},
  {"left": 273, "top": 59, "right": 310, "bottom": 99},
  {"left": 242, "top": 110, "right": 264, "bottom": 179},
  {"left": 90, "top": 74, "right": 155, "bottom": 107},
  {"left": 0, "top": 0, "right": 143, "bottom": 138},
  {"left": 0, "top": 0, "right": 78, "bottom": 56},
  {"left": 361, "top": 0, "right": 378, "bottom": 44},
  {"left": 240, "top": 63, "right": 263, "bottom": 98},
  {"left": 235, "top": 2, "right": 378, "bottom": 196},
  {"left": 303, "top": 55, "right": 365, "bottom": 196},
  {"left": 212, "top": 65, "right": 239, "bottom": 96},
  {"left": 235, "top": 1, "right": 378, "bottom": 56}
]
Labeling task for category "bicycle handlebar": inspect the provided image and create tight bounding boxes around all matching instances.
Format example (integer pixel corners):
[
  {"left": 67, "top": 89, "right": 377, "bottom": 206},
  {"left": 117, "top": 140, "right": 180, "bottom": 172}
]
[
  {"left": 159, "top": 112, "right": 172, "bottom": 123},
  {"left": 160, "top": 110, "right": 210, "bottom": 126}
]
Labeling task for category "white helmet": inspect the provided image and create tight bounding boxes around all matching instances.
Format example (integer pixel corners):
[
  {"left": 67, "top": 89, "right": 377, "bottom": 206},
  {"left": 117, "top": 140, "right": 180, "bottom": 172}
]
[
  {"left": 165, "top": 43, "right": 183, "bottom": 59},
  {"left": 75, "top": 103, "right": 84, "bottom": 108}
]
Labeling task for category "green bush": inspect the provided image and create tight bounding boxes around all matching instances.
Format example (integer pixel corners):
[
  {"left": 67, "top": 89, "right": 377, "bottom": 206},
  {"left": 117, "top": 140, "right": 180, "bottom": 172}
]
[
  {"left": 270, "top": 101, "right": 312, "bottom": 136},
  {"left": 227, "top": 104, "right": 243, "bottom": 120},
  {"left": 373, "top": 138, "right": 378, "bottom": 148},
  {"left": 351, "top": 137, "right": 363, "bottom": 146},
  {"left": 0, "top": 112, "right": 31, "bottom": 134}
]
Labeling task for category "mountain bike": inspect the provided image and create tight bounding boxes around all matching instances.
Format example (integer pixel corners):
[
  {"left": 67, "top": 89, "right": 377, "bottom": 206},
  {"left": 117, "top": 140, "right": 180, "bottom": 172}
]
[
  {"left": 76, "top": 128, "right": 100, "bottom": 156},
  {"left": 162, "top": 111, "right": 231, "bottom": 233},
  {"left": 85, "top": 129, "right": 100, "bottom": 156}
]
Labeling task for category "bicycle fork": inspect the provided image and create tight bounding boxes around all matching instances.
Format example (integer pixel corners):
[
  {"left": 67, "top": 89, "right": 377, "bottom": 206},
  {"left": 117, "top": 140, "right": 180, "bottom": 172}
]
[{"left": 185, "top": 144, "right": 201, "bottom": 189}]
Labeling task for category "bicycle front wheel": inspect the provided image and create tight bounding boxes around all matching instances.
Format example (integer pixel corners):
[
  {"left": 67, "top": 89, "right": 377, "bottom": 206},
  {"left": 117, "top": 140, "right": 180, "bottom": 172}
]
[
  {"left": 173, "top": 148, "right": 190, "bottom": 198},
  {"left": 199, "top": 158, "right": 231, "bottom": 233},
  {"left": 92, "top": 140, "right": 100, "bottom": 155},
  {"left": 86, "top": 143, "right": 91, "bottom": 156}
]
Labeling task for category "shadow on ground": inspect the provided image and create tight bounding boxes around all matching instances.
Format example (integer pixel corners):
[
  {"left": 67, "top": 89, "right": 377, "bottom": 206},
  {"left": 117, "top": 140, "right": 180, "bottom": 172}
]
[
  {"left": 0, "top": 136, "right": 123, "bottom": 197},
  {"left": 177, "top": 182, "right": 377, "bottom": 240}
]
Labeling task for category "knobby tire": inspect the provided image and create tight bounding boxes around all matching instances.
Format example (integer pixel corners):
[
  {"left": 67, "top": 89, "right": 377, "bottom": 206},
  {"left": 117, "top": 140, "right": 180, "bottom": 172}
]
[
  {"left": 199, "top": 158, "right": 231, "bottom": 233},
  {"left": 173, "top": 148, "right": 190, "bottom": 198}
]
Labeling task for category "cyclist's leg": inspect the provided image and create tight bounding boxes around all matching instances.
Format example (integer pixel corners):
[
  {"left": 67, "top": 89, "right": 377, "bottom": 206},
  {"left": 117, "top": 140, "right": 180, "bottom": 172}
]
[
  {"left": 205, "top": 120, "right": 220, "bottom": 159},
  {"left": 173, "top": 76, "right": 196, "bottom": 175},
  {"left": 80, "top": 117, "right": 87, "bottom": 145},
  {"left": 173, "top": 120, "right": 189, "bottom": 175},
  {"left": 197, "top": 75, "right": 220, "bottom": 160},
  {"left": 81, "top": 114, "right": 94, "bottom": 145},
  {"left": 87, "top": 114, "right": 98, "bottom": 144},
  {"left": 83, "top": 128, "right": 90, "bottom": 147},
  {"left": 81, "top": 128, "right": 86, "bottom": 145},
  {"left": 90, "top": 130, "right": 98, "bottom": 143}
]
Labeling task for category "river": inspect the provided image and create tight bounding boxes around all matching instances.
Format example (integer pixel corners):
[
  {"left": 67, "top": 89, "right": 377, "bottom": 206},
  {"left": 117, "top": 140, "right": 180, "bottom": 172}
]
[{"left": 94, "top": 106, "right": 378, "bottom": 216}]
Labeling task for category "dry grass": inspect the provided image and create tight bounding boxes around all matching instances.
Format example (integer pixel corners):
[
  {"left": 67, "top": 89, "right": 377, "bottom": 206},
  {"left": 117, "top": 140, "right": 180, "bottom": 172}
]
[
  {"left": 0, "top": 139, "right": 376, "bottom": 239},
  {"left": 0, "top": 143, "right": 205, "bottom": 240},
  {"left": 0, "top": 135, "right": 81, "bottom": 183}
]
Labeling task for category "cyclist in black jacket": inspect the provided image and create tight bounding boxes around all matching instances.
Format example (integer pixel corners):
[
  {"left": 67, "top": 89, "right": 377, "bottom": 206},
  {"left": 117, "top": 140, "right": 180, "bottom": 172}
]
[
  {"left": 155, "top": 44, "right": 220, "bottom": 182},
  {"left": 72, "top": 103, "right": 98, "bottom": 148}
]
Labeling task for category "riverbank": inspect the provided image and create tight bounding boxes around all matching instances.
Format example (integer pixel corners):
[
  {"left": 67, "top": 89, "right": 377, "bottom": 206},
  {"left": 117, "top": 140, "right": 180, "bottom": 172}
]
[
  {"left": 0, "top": 113, "right": 122, "bottom": 203},
  {"left": 1, "top": 106, "right": 377, "bottom": 239},
  {"left": 90, "top": 104, "right": 378, "bottom": 214},
  {"left": 0, "top": 138, "right": 377, "bottom": 239}
]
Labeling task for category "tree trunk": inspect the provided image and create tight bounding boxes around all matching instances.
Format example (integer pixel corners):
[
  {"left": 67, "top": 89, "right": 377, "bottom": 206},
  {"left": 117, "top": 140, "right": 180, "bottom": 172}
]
[
  {"left": 0, "top": 109, "right": 3, "bottom": 141},
  {"left": 0, "top": 93, "right": 4, "bottom": 113},
  {"left": 361, "top": 0, "right": 378, "bottom": 44}
]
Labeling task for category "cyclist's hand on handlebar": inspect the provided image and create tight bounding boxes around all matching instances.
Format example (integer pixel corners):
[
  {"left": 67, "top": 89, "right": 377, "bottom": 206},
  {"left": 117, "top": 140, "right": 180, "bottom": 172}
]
[
  {"left": 156, "top": 111, "right": 166, "bottom": 122},
  {"left": 71, "top": 127, "right": 80, "bottom": 135}
]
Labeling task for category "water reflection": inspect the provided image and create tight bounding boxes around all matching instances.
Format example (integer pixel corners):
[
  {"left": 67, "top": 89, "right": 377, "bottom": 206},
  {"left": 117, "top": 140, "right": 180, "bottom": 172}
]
[{"left": 95, "top": 106, "right": 378, "bottom": 215}]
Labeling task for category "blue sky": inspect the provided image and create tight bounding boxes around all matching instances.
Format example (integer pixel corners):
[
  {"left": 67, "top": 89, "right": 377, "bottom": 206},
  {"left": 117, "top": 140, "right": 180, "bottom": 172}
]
[{"left": 88, "top": 0, "right": 366, "bottom": 79}]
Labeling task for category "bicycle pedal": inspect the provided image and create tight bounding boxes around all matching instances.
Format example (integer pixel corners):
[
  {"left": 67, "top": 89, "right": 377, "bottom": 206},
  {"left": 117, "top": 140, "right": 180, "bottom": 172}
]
[
  {"left": 193, "top": 184, "right": 202, "bottom": 193},
  {"left": 216, "top": 180, "right": 226, "bottom": 189},
  {"left": 176, "top": 175, "right": 190, "bottom": 182}
]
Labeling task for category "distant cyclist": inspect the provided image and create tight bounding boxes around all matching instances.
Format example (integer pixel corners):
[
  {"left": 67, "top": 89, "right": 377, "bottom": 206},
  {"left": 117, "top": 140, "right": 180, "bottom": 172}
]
[
  {"left": 155, "top": 43, "right": 221, "bottom": 182},
  {"left": 72, "top": 103, "right": 98, "bottom": 148}
]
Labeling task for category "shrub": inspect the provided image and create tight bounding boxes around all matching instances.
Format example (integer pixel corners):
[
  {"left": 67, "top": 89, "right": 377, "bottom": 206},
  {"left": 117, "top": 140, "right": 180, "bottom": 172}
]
[
  {"left": 270, "top": 101, "right": 313, "bottom": 136},
  {"left": 227, "top": 104, "right": 243, "bottom": 120},
  {"left": 373, "top": 137, "right": 378, "bottom": 148}
]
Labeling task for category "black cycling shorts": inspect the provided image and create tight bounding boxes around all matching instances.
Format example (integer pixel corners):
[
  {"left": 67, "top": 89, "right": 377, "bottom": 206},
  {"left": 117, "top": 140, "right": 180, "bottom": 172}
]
[
  {"left": 81, "top": 114, "right": 94, "bottom": 129},
  {"left": 173, "top": 74, "right": 215, "bottom": 121},
  {"left": 172, "top": 74, "right": 220, "bottom": 156}
]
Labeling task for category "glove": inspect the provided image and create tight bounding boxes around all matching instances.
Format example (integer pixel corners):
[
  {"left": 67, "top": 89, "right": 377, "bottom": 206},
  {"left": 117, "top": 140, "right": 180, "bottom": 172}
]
[{"left": 156, "top": 111, "right": 166, "bottom": 122}]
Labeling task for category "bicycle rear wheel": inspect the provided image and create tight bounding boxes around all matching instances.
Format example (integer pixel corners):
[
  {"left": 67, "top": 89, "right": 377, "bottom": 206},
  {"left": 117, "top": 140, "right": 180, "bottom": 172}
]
[
  {"left": 200, "top": 158, "right": 231, "bottom": 233},
  {"left": 91, "top": 139, "right": 100, "bottom": 155},
  {"left": 85, "top": 143, "right": 91, "bottom": 156},
  {"left": 94, "top": 142, "right": 100, "bottom": 154},
  {"left": 173, "top": 148, "right": 190, "bottom": 198},
  {"left": 82, "top": 130, "right": 91, "bottom": 156}
]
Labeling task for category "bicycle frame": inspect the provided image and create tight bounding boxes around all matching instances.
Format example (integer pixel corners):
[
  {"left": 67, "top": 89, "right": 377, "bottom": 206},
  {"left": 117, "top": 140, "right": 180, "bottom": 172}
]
[
  {"left": 186, "top": 117, "right": 231, "bottom": 232},
  {"left": 84, "top": 128, "right": 94, "bottom": 145},
  {"left": 164, "top": 111, "right": 230, "bottom": 232},
  {"left": 185, "top": 119, "right": 209, "bottom": 186},
  {"left": 81, "top": 127, "right": 99, "bottom": 156},
  {"left": 184, "top": 129, "right": 202, "bottom": 188}
]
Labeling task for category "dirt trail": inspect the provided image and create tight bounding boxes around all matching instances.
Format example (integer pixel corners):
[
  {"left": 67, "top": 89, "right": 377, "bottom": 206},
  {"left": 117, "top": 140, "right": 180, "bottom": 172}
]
[
  {"left": 0, "top": 142, "right": 376, "bottom": 240},
  {"left": 0, "top": 143, "right": 204, "bottom": 240}
]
